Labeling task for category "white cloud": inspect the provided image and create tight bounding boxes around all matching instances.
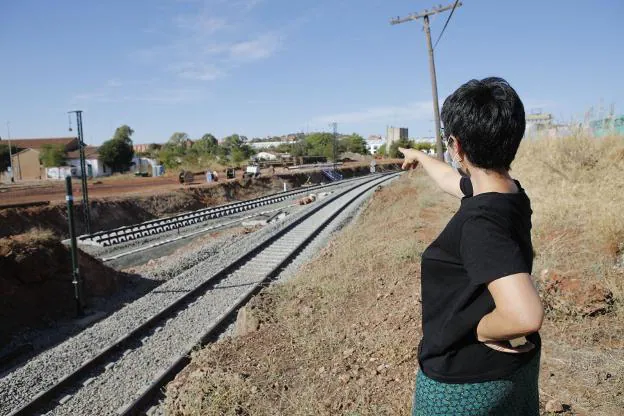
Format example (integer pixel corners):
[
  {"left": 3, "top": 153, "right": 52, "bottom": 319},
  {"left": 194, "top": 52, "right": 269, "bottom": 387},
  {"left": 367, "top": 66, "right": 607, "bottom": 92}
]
[
  {"left": 315, "top": 102, "right": 433, "bottom": 125},
  {"left": 133, "top": 2, "right": 283, "bottom": 83},
  {"left": 173, "top": 62, "right": 225, "bottom": 80},
  {"left": 173, "top": 15, "right": 229, "bottom": 34},
  {"left": 228, "top": 34, "right": 280, "bottom": 61},
  {"left": 201, "top": 0, "right": 264, "bottom": 12},
  {"left": 237, "top": 0, "right": 264, "bottom": 12}
]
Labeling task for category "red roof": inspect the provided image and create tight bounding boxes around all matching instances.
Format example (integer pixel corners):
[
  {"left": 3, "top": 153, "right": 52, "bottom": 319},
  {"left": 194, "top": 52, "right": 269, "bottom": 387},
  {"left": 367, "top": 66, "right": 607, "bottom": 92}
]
[
  {"left": 6, "top": 137, "right": 79, "bottom": 150},
  {"left": 66, "top": 146, "right": 99, "bottom": 159}
]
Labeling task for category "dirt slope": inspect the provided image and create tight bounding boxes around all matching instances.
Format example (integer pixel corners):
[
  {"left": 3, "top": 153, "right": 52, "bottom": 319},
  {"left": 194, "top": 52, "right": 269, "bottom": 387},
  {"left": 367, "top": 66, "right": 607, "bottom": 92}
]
[
  {"left": 0, "top": 164, "right": 399, "bottom": 240},
  {"left": 164, "top": 137, "right": 624, "bottom": 416},
  {"left": 0, "top": 229, "right": 125, "bottom": 343}
]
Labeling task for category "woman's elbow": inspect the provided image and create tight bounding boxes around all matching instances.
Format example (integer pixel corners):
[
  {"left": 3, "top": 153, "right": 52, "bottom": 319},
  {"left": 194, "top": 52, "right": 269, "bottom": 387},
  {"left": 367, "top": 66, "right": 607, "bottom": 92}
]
[{"left": 513, "top": 305, "right": 544, "bottom": 335}]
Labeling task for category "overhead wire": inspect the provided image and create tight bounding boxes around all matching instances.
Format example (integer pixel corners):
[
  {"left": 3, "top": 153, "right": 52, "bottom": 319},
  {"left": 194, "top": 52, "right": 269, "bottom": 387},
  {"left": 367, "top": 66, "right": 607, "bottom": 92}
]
[{"left": 433, "top": 0, "right": 460, "bottom": 50}]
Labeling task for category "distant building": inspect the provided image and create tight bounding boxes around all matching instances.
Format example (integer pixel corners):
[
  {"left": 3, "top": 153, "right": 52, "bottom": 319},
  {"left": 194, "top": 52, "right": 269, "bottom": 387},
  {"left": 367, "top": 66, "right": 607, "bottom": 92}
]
[
  {"left": 386, "top": 127, "right": 408, "bottom": 149},
  {"left": 590, "top": 115, "right": 624, "bottom": 137},
  {"left": 1, "top": 136, "right": 117, "bottom": 181},
  {"left": 65, "top": 146, "right": 110, "bottom": 178},
  {"left": 526, "top": 113, "right": 554, "bottom": 137},
  {"left": 7, "top": 137, "right": 79, "bottom": 152},
  {"left": 134, "top": 143, "right": 161, "bottom": 153},
  {"left": 4, "top": 137, "right": 79, "bottom": 181},
  {"left": 249, "top": 141, "right": 283, "bottom": 149},
  {"left": 11, "top": 148, "right": 43, "bottom": 180},
  {"left": 365, "top": 135, "right": 386, "bottom": 155},
  {"left": 255, "top": 151, "right": 279, "bottom": 161}
]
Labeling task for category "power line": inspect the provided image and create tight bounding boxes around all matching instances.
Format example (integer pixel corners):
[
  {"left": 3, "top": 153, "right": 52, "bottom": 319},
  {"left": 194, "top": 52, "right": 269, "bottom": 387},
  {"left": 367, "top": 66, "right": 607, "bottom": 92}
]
[
  {"left": 433, "top": 0, "right": 460, "bottom": 50},
  {"left": 390, "top": 2, "right": 463, "bottom": 160}
]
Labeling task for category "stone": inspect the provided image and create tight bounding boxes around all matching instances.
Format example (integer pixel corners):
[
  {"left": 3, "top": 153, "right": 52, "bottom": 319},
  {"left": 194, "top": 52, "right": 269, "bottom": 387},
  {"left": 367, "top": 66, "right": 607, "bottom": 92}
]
[{"left": 234, "top": 306, "right": 260, "bottom": 337}]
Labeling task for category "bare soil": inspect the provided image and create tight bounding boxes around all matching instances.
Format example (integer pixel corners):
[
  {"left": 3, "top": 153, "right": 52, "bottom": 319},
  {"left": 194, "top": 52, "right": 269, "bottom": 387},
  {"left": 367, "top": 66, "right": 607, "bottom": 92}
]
[
  {"left": 0, "top": 229, "right": 137, "bottom": 345},
  {"left": 0, "top": 163, "right": 399, "bottom": 240},
  {"left": 0, "top": 162, "right": 398, "bottom": 206}
]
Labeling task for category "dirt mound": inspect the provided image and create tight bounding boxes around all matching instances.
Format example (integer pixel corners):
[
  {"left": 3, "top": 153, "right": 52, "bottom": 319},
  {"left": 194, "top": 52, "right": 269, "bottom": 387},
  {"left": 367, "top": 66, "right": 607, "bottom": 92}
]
[
  {"left": 539, "top": 269, "right": 614, "bottom": 317},
  {"left": 0, "top": 177, "right": 280, "bottom": 239},
  {"left": 0, "top": 229, "right": 121, "bottom": 343}
]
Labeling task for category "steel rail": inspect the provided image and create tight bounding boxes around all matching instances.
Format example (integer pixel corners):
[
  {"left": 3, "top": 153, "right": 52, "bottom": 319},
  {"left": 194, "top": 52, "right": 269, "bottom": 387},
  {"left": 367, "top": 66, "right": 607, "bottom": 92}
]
[
  {"left": 78, "top": 176, "right": 368, "bottom": 247},
  {"left": 8, "top": 173, "right": 398, "bottom": 416}
]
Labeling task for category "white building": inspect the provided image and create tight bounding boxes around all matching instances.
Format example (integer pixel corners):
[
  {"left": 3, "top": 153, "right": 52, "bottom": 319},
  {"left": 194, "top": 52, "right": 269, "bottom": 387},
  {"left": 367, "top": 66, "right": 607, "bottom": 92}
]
[
  {"left": 249, "top": 141, "right": 283, "bottom": 149},
  {"left": 255, "top": 151, "right": 279, "bottom": 161},
  {"left": 365, "top": 135, "right": 386, "bottom": 155},
  {"left": 66, "top": 146, "right": 110, "bottom": 177}
]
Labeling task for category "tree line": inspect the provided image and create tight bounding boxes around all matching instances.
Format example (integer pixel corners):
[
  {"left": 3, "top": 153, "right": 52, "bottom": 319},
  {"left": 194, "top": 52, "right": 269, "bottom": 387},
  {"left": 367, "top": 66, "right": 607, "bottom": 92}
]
[{"left": 0, "top": 126, "right": 413, "bottom": 175}]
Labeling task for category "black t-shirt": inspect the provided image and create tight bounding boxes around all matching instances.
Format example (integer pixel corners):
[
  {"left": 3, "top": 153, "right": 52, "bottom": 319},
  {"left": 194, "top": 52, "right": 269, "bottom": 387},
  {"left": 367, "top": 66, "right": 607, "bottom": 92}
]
[{"left": 418, "top": 176, "right": 541, "bottom": 383}]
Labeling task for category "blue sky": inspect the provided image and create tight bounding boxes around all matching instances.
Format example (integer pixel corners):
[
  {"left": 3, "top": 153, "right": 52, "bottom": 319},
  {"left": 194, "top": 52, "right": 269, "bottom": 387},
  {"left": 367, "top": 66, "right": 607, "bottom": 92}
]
[{"left": 1, "top": 0, "right": 623, "bottom": 145}]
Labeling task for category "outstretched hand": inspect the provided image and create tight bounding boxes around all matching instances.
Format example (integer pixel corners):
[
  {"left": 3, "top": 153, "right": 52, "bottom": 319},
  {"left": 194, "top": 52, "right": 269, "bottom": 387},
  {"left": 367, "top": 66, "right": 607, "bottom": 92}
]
[{"left": 398, "top": 147, "right": 420, "bottom": 170}]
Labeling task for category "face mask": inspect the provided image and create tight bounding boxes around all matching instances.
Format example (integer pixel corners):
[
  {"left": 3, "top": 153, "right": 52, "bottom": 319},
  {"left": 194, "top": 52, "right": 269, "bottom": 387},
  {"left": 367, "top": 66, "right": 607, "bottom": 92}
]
[{"left": 444, "top": 150, "right": 463, "bottom": 170}]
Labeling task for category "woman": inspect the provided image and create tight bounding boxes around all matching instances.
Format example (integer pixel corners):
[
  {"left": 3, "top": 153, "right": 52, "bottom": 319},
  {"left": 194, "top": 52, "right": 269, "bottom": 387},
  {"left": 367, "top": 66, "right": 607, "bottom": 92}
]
[{"left": 400, "top": 77, "right": 544, "bottom": 415}]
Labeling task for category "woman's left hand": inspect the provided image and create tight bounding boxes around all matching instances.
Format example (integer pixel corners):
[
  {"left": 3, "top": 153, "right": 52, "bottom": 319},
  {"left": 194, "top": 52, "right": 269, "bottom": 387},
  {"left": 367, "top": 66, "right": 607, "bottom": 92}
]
[{"left": 480, "top": 340, "right": 535, "bottom": 354}]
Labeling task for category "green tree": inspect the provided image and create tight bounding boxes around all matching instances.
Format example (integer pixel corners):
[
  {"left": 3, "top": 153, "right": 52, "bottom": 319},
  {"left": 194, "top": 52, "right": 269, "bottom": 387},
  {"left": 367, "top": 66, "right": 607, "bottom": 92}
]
[
  {"left": 388, "top": 138, "right": 413, "bottom": 158},
  {"left": 158, "top": 145, "right": 184, "bottom": 169},
  {"left": 305, "top": 133, "right": 336, "bottom": 160},
  {"left": 0, "top": 144, "right": 17, "bottom": 172},
  {"left": 191, "top": 133, "right": 218, "bottom": 155},
  {"left": 113, "top": 125, "right": 134, "bottom": 144},
  {"left": 218, "top": 134, "right": 255, "bottom": 165},
  {"left": 413, "top": 141, "right": 434, "bottom": 152},
  {"left": 340, "top": 133, "right": 369, "bottom": 155},
  {"left": 39, "top": 144, "right": 67, "bottom": 167},
  {"left": 168, "top": 132, "right": 191, "bottom": 148},
  {"left": 376, "top": 144, "right": 387, "bottom": 157},
  {"left": 99, "top": 125, "right": 135, "bottom": 172},
  {"left": 273, "top": 143, "right": 294, "bottom": 154}
]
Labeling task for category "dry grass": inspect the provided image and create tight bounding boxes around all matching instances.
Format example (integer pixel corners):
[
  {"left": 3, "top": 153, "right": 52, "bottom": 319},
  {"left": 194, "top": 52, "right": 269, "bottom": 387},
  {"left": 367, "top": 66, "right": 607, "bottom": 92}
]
[
  {"left": 513, "top": 135, "right": 624, "bottom": 310},
  {"left": 165, "top": 136, "right": 624, "bottom": 416}
]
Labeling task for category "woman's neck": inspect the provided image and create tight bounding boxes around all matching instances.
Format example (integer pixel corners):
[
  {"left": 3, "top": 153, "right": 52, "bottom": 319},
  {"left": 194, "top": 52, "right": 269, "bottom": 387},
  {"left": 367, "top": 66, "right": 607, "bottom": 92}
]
[{"left": 467, "top": 166, "right": 518, "bottom": 195}]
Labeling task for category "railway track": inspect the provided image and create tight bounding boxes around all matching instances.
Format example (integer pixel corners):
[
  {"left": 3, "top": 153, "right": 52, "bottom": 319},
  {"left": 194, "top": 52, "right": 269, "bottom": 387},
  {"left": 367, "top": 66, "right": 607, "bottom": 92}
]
[
  {"left": 79, "top": 176, "right": 369, "bottom": 247},
  {"left": 3, "top": 172, "right": 400, "bottom": 416},
  {"left": 87, "top": 175, "right": 377, "bottom": 267}
]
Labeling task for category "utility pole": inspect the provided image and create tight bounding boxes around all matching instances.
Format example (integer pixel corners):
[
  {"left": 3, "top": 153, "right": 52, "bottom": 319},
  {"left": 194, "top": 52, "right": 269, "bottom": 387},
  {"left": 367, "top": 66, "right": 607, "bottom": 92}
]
[
  {"left": 6, "top": 122, "right": 14, "bottom": 182},
  {"left": 68, "top": 110, "right": 91, "bottom": 234},
  {"left": 391, "top": 2, "right": 462, "bottom": 160},
  {"left": 330, "top": 122, "right": 338, "bottom": 171}
]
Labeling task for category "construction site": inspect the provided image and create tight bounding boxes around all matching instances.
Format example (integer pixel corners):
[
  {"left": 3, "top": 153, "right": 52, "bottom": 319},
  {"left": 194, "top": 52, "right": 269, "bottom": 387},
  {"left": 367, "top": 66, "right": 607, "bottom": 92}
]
[{"left": 2, "top": 1, "right": 623, "bottom": 415}]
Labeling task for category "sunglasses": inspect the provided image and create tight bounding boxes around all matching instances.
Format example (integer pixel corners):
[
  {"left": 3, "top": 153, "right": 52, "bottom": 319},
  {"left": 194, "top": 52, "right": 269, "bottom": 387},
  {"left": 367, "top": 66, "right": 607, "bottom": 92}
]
[{"left": 441, "top": 129, "right": 454, "bottom": 147}]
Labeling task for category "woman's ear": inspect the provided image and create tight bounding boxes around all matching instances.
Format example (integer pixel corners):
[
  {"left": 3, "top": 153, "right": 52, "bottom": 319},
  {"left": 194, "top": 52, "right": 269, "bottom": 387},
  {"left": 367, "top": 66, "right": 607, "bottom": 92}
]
[{"left": 453, "top": 137, "right": 465, "bottom": 161}]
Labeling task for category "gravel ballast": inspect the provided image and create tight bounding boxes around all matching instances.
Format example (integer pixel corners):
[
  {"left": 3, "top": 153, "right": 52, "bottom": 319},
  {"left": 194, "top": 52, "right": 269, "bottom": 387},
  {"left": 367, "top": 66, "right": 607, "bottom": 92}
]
[{"left": 0, "top": 174, "right": 398, "bottom": 415}]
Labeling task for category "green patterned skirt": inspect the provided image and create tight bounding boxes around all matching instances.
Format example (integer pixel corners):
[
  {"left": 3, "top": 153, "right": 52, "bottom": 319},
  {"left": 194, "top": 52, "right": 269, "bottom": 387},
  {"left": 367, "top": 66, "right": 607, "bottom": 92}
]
[{"left": 413, "top": 352, "right": 540, "bottom": 416}]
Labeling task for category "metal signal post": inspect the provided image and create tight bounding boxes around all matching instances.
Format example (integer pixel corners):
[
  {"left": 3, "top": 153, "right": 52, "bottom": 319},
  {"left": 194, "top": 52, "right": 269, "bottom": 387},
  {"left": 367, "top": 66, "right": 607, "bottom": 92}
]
[
  {"left": 391, "top": 2, "right": 463, "bottom": 160},
  {"left": 68, "top": 110, "right": 91, "bottom": 234}
]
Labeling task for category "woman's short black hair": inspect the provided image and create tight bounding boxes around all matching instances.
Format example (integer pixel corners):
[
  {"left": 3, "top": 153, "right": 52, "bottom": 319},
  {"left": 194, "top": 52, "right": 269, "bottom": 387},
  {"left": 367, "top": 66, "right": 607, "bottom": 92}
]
[{"left": 441, "top": 77, "right": 525, "bottom": 170}]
